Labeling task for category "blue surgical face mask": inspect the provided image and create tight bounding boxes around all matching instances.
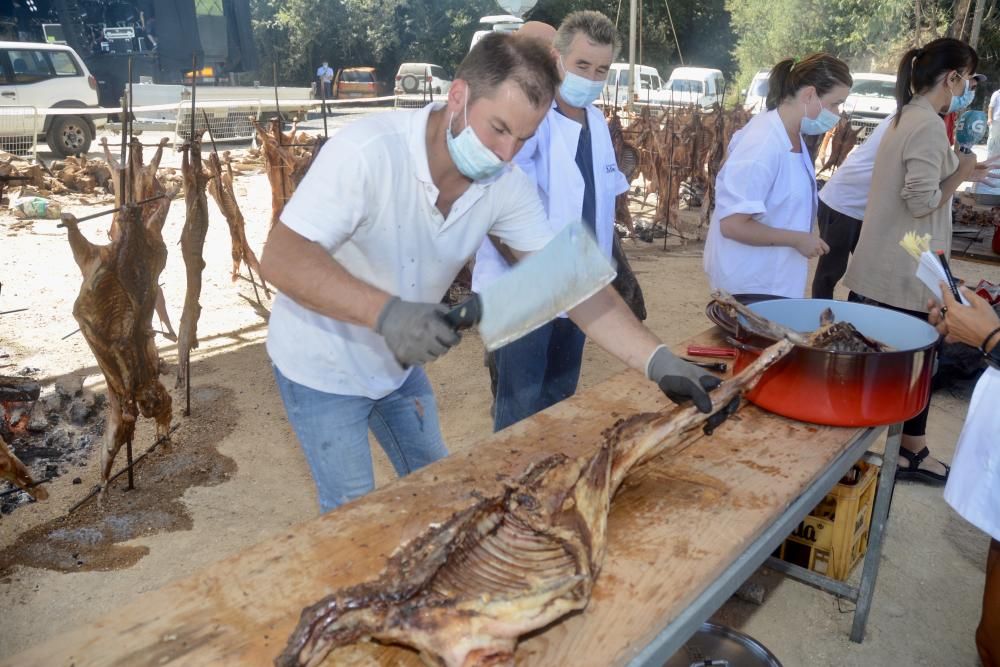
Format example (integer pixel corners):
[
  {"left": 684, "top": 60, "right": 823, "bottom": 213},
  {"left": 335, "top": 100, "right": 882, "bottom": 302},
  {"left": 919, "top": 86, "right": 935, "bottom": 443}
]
[
  {"left": 949, "top": 78, "right": 974, "bottom": 113},
  {"left": 445, "top": 92, "right": 505, "bottom": 181},
  {"left": 800, "top": 101, "right": 840, "bottom": 135},
  {"left": 558, "top": 56, "right": 606, "bottom": 108}
]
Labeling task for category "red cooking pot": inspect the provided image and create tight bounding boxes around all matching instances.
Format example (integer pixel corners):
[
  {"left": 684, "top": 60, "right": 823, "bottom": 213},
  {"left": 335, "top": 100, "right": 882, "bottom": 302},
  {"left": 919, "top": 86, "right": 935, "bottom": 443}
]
[{"left": 730, "top": 299, "right": 939, "bottom": 427}]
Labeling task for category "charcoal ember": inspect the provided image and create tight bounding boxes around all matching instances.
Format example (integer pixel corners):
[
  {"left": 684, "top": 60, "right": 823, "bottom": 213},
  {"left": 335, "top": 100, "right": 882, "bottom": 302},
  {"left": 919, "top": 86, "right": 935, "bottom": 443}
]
[
  {"left": 27, "top": 403, "right": 48, "bottom": 432},
  {"left": 44, "top": 428, "right": 72, "bottom": 450},
  {"left": 68, "top": 399, "right": 91, "bottom": 426},
  {"left": 55, "top": 375, "right": 83, "bottom": 398}
]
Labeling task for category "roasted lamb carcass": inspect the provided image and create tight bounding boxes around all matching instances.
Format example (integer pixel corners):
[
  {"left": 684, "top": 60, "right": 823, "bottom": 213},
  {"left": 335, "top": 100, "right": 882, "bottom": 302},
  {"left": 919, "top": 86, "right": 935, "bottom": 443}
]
[
  {"left": 253, "top": 118, "right": 319, "bottom": 229},
  {"left": 1, "top": 435, "right": 48, "bottom": 500},
  {"left": 176, "top": 138, "right": 212, "bottom": 390},
  {"left": 277, "top": 340, "right": 793, "bottom": 667},
  {"left": 206, "top": 150, "right": 271, "bottom": 297},
  {"left": 820, "top": 115, "right": 861, "bottom": 173},
  {"left": 101, "top": 137, "right": 178, "bottom": 342},
  {"left": 62, "top": 166, "right": 173, "bottom": 481}
]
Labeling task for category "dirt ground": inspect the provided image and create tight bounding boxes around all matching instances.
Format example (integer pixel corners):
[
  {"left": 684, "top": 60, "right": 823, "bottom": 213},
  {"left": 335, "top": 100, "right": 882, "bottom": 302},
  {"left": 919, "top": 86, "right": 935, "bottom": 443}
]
[{"left": 1, "top": 117, "right": 998, "bottom": 665}]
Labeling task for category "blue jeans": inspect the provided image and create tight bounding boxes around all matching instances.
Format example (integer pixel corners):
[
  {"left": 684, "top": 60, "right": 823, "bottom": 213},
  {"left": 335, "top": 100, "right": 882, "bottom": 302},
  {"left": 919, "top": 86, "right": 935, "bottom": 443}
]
[
  {"left": 491, "top": 318, "right": 586, "bottom": 432},
  {"left": 273, "top": 365, "right": 448, "bottom": 513}
]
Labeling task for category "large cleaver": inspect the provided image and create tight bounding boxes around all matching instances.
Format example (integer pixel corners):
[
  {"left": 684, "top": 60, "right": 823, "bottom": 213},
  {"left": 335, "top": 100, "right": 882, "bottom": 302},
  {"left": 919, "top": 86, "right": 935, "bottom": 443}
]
[{"left": 444, "top": 221, "right": 617, "bottom": 351}]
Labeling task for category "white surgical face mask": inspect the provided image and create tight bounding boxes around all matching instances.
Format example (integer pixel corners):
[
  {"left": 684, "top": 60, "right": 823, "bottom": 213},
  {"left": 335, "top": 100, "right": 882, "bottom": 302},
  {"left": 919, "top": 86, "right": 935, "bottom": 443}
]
[
  {"left": 949, "top": 77, "right": 974, "bottom": 113},
  {"left": 558, "top": 56, "right": 606, "bottom": 108},
  {"left": 800, "top": 99, "right": 840, "bottom": 135},
  {"left": 445, "top": 91, "right": 505, "bottom": 181}
]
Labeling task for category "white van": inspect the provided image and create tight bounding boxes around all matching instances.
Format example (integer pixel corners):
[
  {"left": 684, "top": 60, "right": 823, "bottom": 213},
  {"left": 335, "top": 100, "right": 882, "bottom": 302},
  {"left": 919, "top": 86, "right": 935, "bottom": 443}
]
[
  {"left": 602, "top": 63, "right": 663, "bottom": 108},
  {"left": 0, "top": 40, "right": 104, "bottom": 156},
  {"left": 470, "top": 15, "right": 523, "bottom": 51},
  {"left": 743, "top": 69, "right": 770, "bottom": 114},
  {"left": 660, "top": 67, "right": 726, "bottom": 109}
]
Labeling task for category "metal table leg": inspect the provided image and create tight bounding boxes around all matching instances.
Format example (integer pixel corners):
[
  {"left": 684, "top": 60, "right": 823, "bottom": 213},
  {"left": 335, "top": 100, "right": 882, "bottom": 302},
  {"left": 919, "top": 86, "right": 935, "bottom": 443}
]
[
  {"left": 850, "top": 422, "right": 900, "bottom": 642},
  {"left": 765, "top": 422, "right": 901, "bottom": 643}
]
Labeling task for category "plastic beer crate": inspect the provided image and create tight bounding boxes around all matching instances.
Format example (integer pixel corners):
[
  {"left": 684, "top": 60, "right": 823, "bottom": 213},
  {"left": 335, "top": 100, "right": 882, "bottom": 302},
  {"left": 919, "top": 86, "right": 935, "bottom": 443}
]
[{"left": 774, "top": 461, "right": 879, "bottom": 581}]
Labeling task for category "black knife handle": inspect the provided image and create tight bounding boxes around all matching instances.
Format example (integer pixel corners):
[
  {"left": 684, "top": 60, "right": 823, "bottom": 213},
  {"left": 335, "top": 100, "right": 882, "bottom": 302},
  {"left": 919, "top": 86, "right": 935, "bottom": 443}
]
[{"left": 443, "top": 295, "right": 482, "bottom": 331}]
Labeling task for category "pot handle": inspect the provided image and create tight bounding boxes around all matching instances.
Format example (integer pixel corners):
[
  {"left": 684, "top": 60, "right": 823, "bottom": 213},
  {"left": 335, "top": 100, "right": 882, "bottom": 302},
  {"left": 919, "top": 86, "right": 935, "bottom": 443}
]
[{"left": 725, "top": 336, "right": 764, "bottom": 353}]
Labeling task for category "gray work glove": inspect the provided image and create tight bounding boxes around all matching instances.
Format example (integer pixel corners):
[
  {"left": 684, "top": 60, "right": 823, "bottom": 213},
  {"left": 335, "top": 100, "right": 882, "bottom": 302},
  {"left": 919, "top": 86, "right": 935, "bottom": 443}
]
[
  {"left": 375, "top": 296, "right": 461, "bottom": 368},
  {"left": 646, "top": 344, "right": 720, "bottom": 414}
]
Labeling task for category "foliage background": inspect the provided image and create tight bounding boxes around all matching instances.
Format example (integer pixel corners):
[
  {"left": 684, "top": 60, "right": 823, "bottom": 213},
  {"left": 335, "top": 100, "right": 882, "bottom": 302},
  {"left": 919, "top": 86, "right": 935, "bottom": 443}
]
[{"left": 249, "top": 0, "right": 999, "bottom": 105}]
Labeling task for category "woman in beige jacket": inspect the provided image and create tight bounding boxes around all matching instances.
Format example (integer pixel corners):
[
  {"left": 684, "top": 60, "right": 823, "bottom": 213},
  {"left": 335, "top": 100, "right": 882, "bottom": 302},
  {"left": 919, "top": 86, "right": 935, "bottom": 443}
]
[{"left": 844, "top": 37, "right": 995, "bottom": 484}]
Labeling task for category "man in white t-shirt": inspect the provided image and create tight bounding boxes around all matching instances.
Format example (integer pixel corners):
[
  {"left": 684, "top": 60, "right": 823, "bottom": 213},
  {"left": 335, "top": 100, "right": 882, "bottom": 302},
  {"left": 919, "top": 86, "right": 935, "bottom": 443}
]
[{"left": 261, "top": 34, "right": 722, "bottom": 513}]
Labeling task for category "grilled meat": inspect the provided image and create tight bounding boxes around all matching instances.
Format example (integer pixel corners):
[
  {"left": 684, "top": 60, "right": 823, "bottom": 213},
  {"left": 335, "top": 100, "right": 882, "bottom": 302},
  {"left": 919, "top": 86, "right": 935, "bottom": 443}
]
[
  {"left": 277, "top": 340, "right": 793, "bottom": 667},
  {"left": 0, "top": 435, "right": 48, "bottom": 500},
  {"left": 176, "top": 138, "right": 212, "bottom": 390},
  {"left": 206, "top": 151, "right": 271, "bottom": 297},
  {"left": 63, "top": 140, "right": 174, "bottom": 481}
]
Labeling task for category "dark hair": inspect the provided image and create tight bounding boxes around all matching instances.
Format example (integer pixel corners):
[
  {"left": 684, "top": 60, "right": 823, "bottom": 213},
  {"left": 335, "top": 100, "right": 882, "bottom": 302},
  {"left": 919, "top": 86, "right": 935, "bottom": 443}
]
[
  {"left": 765, "top": 53, "right": 853, "bottom": 111},
  {"left": 455, "top": 32, "right": 559, "bottom": 109},
  {"left": 895, "top": 37, "right": 978, "bottom": 124}
]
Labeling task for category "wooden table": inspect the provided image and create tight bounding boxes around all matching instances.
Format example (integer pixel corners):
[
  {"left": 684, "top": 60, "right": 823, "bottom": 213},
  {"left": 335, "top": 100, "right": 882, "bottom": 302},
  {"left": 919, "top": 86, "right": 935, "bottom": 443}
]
[
  {"left": 4, "top": 330, "right": 900, "bottom": 667},
  {"left": 952, "top": 223, "right": 998, "bottom": 265}
]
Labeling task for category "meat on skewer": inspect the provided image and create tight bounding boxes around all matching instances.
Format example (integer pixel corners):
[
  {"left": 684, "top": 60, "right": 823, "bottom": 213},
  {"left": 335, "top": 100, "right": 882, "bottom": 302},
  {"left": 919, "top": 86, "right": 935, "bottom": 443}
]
[
  {"left": 1, "top": 435, "right": 48, "bottom": 500},
  {"left": 206, "top": 150, "right": 271, "bottom": 297},
  {"left": 176, "top": 137, "right": 212, "bottom": 390},
  {"left": 277, "top": 339, "right": 794, "bottom": 667},
  {"left": 252, "top": 118, "right": 319, "bottom": 229},
  {"left": 62, "top": 142, "right": 173, "bottom": 481},
  {"left": 101, "top": 137, "right": 178, "bottom": 342}
]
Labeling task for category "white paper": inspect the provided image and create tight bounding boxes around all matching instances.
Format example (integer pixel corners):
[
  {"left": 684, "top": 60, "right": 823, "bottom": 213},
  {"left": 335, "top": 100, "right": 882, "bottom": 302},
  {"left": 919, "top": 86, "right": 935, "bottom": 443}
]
[{"left": 915, "top": 251, "right": 971, "bottom": 305}]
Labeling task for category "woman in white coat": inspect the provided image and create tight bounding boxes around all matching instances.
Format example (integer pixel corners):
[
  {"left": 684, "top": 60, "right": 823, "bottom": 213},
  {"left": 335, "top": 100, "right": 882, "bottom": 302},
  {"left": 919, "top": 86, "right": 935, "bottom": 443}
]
[
  {"left": 928, "top": 284, "right": 1000, "bottom": 666},
  {"left": 704, "top": 54, "right": 851, "bottom": 301}
]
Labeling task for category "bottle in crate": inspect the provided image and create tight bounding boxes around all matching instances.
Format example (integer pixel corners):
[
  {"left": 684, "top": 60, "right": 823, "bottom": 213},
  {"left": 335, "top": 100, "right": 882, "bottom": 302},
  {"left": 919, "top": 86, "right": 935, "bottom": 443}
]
[{"left": 774, "top": 461, "right": 879, "bottom": 581}]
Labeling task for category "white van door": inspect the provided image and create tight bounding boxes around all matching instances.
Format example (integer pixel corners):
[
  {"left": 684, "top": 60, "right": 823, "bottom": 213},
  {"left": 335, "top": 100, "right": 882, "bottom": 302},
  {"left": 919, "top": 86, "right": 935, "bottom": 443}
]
[{"left": 0, "top": 50, "right": 36, "bottom": 142}]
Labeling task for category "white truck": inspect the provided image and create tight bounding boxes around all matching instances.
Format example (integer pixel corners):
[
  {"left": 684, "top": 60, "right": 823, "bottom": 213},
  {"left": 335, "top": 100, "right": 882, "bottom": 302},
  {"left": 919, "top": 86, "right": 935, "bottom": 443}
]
[
  {"left": 656, "top": 67, "right": 727, "bottom": 109},
  {"left": 842, "top": 72, "right": 896, "bottom": 143},
  {"left": 129, "top": 81, "right": 314, "bottom": 138}
]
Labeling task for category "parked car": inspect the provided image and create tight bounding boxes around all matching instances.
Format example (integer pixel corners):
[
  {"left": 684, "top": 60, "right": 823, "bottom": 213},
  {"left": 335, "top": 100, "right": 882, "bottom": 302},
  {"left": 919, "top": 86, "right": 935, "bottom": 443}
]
[
  {"left": 843, "top": 72, "right": 896, "bottom": 143},
  {"left": 393, "top": 63, "right": 451, "bottom": 108},
  {"left": 658, "top": 67, "right": 727, "bottom": 109},
  {"left": 333, "top": 66, "right": 383, "bottom": 100},
  {"left": 602, "top": 63, "right": 664, "bottom": 108},
  {"left": 743, "top": 69, "right": 770, "bottom": 114},
  {"left": 0, "top": 40, "right": 104, "bottom": 157}
]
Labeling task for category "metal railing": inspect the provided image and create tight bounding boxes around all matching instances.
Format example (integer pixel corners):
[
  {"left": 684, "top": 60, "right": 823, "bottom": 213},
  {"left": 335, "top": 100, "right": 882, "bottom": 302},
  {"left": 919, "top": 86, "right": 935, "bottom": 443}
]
[{"left": 0, "top": 106, "right": 38, "bottom": 160}]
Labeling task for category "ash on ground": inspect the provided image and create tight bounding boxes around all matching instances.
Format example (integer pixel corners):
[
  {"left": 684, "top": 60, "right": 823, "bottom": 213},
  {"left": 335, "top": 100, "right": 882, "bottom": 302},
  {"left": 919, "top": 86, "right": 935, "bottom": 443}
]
[{"left": 2, "top": 375, "right": 105, "bottom": 514}]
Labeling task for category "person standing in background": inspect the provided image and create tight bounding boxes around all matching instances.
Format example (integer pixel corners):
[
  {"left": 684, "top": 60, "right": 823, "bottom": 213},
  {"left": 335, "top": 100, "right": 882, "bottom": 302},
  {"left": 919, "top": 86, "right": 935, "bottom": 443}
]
[
  {"left": 703, "top": 54, "right": 851, "bottom": 302},
  {"left": 988, "top": 84, "right": 1000, "bottom": 157},
  {"left": 317, "top": 61, "right": 334, "bottom": 99},
  {"left": 813, "top": 74, "right": 982, "bottom": 299},
  {"left": 844, "top": 37, "right": 996, "bottom": 485}
]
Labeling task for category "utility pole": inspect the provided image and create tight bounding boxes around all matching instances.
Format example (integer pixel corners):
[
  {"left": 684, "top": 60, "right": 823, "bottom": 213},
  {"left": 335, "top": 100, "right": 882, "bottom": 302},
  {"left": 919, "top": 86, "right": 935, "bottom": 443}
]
[
  {"left": 915, "top": 0, "right": 922, "bottom": 47},
  {"left": 628, "top": 0, "right": 637, "bottom": 110},
  {"left": 970, "top": 0, "right": 986, "bottom": 48}
]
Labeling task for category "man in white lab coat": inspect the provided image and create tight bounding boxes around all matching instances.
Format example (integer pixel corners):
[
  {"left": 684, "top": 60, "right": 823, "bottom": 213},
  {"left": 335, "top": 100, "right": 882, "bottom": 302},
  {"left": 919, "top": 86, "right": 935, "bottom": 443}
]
[{"left": 473, "top": 11, "right": 630, "bottom": 431}]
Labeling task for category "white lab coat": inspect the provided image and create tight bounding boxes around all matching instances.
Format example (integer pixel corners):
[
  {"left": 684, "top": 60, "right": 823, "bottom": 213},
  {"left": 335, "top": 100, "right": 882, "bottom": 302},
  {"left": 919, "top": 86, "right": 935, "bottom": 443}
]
[
  {"left": 703, "top": 110, "right": 817, "bottom": 298},
  {"left": 944, "top": 367, "right": 1000, "bottom": 541},
  {"left": 472, "top": 102, "right": 629, "bottom": 293}
]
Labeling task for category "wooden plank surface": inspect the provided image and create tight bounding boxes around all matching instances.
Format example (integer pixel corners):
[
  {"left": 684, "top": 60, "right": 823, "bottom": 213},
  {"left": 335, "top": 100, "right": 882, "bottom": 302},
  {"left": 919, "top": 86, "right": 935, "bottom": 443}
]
[
  {"left": 951, "top": 223, "right": 998, "bottom": 265},
  {"left": 6, "top": 331, "right": 867, "bottom": 667}
]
